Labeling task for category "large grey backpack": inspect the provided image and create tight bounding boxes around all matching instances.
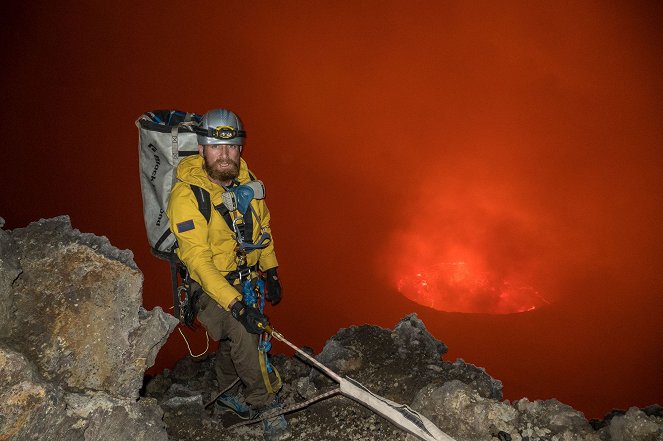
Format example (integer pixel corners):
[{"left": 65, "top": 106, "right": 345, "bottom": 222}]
[
  {"left": 137, "top": 110, "right": 208, "bottom": 323},
  {"left": 137, "top": 110, "right": 203, "bottom": 257}
]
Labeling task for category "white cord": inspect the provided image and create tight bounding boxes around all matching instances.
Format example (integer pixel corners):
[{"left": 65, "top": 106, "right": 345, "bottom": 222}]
[{"left": 177, "top": 326, "right": 210, "bottom": 358}]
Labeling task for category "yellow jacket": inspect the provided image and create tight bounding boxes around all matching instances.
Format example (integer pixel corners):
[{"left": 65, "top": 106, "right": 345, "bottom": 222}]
[{"left": 167, "top": 155, "right": 278, "bottom": 309}]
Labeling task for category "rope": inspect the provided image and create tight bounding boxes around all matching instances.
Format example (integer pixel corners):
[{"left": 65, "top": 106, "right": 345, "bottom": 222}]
[
  {"left": 177, "top": 326, "right": 210, "bottom": 358},
  {"left": 228, "top": 387, "right": 341, "bottom": 429}
]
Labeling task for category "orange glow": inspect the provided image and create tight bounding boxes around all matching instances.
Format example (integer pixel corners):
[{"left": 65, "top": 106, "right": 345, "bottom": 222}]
[
  {"left": 1, "top": 1, "right": 661, "bottom": 420},
  {"left": 383, "top": 171, "right": 554, "bottom": 314},
  {"left": 397, "top": 261, "right": 547, "bottom": 314}
]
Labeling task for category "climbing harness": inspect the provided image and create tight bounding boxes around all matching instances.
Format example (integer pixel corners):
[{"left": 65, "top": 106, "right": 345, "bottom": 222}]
[{"left": 219, "top": 180, "right": 281, "bottom": 393}]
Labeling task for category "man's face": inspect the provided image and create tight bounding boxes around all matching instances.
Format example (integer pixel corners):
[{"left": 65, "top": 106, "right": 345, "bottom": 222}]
[{"left": 199, "top": 143, "right": 241, "bottom": 184}]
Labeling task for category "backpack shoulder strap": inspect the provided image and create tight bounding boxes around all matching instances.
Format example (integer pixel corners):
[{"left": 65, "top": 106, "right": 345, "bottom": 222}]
[
  {"left": 190, "top": 184, "right": 212, "bottom": 223},
  {"left": 190, "top": 180, "right": 258, "bottom": 247},
  {"left": 189, "top": 183, "right": 239, "bottom": 235},
  {"left": 213, "top": 200, "right": 238, "bottom": 234}
]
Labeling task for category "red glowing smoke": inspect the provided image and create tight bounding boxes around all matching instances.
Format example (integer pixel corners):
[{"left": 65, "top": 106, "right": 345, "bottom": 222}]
[
  {"left": 383, "top": 172, "right": 556, "bottom": 314},
  {"left": 1, "top": 1, "right": 661, "bottom": 419}
]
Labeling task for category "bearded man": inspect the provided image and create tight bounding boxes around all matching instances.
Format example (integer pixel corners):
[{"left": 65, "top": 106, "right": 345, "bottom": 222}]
[{"left": 167, "top": 108, "right": 290, "bottom": 441}]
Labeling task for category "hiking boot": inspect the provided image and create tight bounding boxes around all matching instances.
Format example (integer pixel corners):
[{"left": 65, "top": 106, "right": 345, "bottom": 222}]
[
  {"left": 257, "top": 395, "right": 291, "bottom": 441},
  {"left": 216, "top": 392, "right": 252, "bottom": 419}
]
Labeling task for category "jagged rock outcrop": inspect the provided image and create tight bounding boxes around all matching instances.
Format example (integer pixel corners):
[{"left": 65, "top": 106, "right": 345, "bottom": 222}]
[
  {"left": 308, "top": 314, "right": 502, "bottom": 403},
  {"left": 599, "top": 407, "right": 663, "bottom": 441},
  {"left": 410, "top": 380, "right": 601, "bottom": 441},
  {"left": 0, "top": 216, "right": 178, "bottom": 441}
]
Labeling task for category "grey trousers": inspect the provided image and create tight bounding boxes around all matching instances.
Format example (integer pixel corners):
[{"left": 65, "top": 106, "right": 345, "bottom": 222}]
[{"left": 195, "top": 285, "right": 279, "bottom": 407}]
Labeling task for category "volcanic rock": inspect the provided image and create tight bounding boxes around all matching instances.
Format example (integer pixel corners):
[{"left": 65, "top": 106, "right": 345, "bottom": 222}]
[
  {"left": 0, "top": 216, "right": 177, "bottom": 440},
  {"left": 310, "top": 314, "right": 502, "bottom": 403},
  {"left": 144, "top": 314, "right": 662, "bottom": 441},
  {"left": 1, "top": 215, "right": 661, "bottom": 441}
]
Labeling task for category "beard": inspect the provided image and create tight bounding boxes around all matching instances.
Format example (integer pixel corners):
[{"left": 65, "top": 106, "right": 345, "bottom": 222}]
[{"left": 203, "top": 155, "right": 240, "bottom": 183}]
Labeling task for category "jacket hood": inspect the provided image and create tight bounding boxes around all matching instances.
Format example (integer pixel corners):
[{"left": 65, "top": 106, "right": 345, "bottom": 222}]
[{"left": 176, "top": 155, "right": 252, "bottom": 191}]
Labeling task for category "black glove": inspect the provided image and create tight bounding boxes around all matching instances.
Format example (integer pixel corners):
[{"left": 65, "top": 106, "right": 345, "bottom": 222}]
[
  {"left": 265, "top": 267, "right": 282, "bottom": 306},
  {"left": 230, "top": 300, "right": 269, "bottom": 334}
]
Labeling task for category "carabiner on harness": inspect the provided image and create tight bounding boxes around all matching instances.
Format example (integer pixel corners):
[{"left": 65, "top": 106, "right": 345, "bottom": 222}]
[
  {"left": 230, "top": 208, "right": 272, "bottom": 252},
  {"left": 239, "top": 230, "right": 272, "bottom": 252},
  {"left": 178, "top": 277, "right": 201, "bottom": 329},
  {"left": 242, "top": 277, "right": 264, "bottom": 309},
  {"left": 231, "top": 217, "right": 246, "bottom": 246}
]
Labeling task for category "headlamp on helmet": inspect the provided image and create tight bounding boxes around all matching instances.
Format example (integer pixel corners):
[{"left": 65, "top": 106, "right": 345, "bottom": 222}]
[
  {"left": 205, "top": 125, "right": 246, "bottom": 141},
  {"left": 197, "top": 108, "right": 246, "bottom": 146}
]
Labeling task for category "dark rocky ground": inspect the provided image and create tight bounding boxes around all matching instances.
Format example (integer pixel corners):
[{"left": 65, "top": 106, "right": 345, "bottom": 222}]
[
  {"left": 2, "top": 216, "right": 661, "bottom": 441},
  {"left": 143, "top": 315, "right": 662, "bottom": 441}
]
